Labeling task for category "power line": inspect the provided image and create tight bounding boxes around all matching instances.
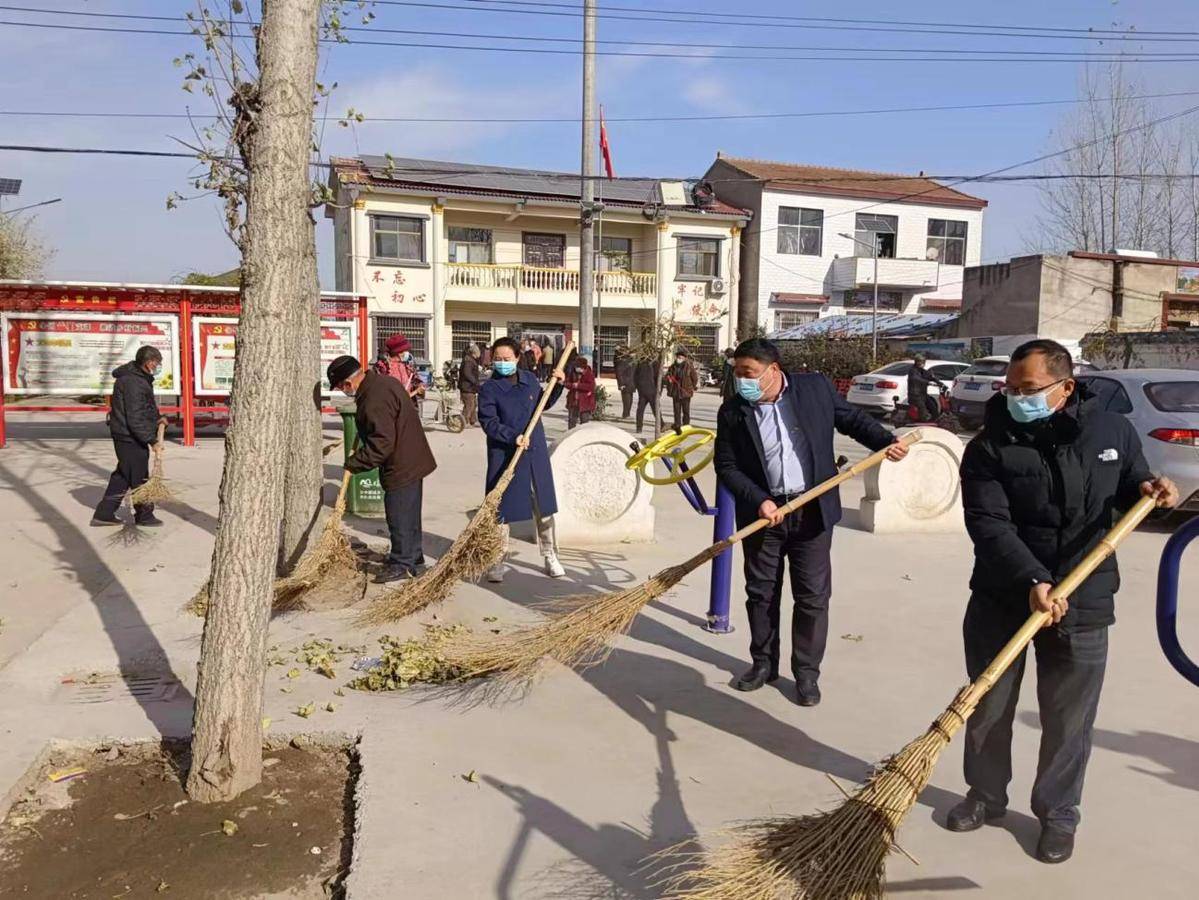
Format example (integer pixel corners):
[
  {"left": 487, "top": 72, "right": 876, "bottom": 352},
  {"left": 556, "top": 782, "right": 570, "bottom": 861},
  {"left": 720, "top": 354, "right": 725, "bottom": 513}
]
[
  {"left": 373, "top": 0, "right": 1199, "bottom": 42},
  {"left": 5, "top": 90, "right": 1199, "bottom": 126},
  {"left": 9, "top": 6, "right": 1199, "bottom": 56},
  {"left": 5, "top": 18, "right": 1199, "bottom": 64}
]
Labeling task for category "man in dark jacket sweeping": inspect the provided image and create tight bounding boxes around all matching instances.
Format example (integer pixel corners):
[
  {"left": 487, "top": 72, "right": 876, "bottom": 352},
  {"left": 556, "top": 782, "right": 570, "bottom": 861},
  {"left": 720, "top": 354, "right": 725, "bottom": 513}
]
[
  {"left": 948, "top": 339, "right": 1177, "bottom": 864},
  {"left": 714, "top": 338, "right": 908, "bottom": 706},
  {"left": 92, "top": 346, "right": 166, "bottom": 527},
  {"left": 328, "top": 355, "right": 437, "bottom": 582}
]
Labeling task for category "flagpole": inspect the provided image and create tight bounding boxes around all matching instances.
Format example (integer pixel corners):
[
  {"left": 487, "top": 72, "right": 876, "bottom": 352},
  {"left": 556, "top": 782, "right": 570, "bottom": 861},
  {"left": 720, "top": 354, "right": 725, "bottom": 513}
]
[
  {"left": 578, "top": 0, "right": 597, "bottom": 369},
  {"left": 596, "top": 106, "right": 605, "bottom": 373}
]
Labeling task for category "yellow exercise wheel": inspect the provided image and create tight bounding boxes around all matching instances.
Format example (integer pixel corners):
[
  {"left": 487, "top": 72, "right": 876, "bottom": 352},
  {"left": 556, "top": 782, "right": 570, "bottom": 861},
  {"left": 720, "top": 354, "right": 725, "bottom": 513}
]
[{"left": 625, "top": 426, "right": 716, "bottom": 485}]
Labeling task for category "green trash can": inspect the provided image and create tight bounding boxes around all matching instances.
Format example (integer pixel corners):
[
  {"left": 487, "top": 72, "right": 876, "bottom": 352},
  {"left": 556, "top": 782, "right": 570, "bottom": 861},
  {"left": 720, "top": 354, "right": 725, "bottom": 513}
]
[{"left": 338, "top": 404, "right": 386, "bottom": 518}]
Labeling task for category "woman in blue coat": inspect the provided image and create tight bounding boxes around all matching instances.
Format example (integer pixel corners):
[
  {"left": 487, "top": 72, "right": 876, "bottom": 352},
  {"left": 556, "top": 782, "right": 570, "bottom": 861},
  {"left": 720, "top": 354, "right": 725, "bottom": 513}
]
[{"left": 479, "top": 336, "right": 566, "bottom": 582}]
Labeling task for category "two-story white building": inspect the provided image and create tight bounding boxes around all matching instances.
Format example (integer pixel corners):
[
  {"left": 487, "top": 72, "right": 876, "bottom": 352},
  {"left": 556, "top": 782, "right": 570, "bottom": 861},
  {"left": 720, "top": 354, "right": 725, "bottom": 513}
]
[
  {"left": 327, "top": 156, "right": 750, "bottom": 370},
  {"left": 703, "top": 155, "right": 987, "bottom": 335}
]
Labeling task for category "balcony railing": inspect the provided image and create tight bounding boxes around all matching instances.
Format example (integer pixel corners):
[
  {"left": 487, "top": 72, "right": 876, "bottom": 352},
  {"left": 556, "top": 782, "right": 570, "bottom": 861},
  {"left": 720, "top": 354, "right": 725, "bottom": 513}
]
[{"left": 445, "top": 263, "right": 656, "bottom": 297}]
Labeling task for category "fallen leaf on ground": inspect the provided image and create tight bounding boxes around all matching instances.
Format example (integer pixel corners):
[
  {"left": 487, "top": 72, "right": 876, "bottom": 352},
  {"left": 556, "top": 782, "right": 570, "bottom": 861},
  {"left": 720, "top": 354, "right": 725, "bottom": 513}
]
[
  {"left": 840, "top": 633, "right": 864, "bottom": 642},
  {"left": 463, "top": 770, "right": 479, "bottom": 784},
  {"left": 482, "top": 616, "right": 497, "bottom": 623},
  {"left": 221, "top": 820, "right": 238, "bottom": 837},
  {"left": 295, "top": 702, "right": 316, "bottom": 718},
  {"left": 325, "top": 702, "right": 336, "bottom": 713},
  {"left": 156, "top": 881, "right": 170, "bottom": 892},
  {"left": 286, "top": 668, "right": 301, "bottom": 679}
]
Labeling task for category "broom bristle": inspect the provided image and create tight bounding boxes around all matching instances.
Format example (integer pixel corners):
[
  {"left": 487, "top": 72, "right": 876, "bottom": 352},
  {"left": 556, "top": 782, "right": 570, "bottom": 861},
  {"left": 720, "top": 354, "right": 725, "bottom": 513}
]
[
  {"left": 659, "top": 704, "right": 966, "bottom": 900},
  {"left": 130, "top": 457, "right": 179, "bottom": 506},
  {"left": 357, "top": 472, "right": 513, "bottom": 626}
]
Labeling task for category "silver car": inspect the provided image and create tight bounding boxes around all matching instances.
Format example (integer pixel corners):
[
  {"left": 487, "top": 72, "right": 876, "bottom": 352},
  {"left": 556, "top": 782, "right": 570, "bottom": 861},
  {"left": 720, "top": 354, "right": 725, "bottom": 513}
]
[{"left": 1077, "top": 369, "right": 1199, "bottom": 513}]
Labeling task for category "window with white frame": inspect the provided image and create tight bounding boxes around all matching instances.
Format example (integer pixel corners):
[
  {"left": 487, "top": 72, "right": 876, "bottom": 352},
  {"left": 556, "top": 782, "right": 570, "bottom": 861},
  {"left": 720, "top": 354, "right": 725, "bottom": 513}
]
[
  {"left": 448, "top": 227, "right": 493, "bottom": 264},
  {"left": 451, "top": 320, "right": 492, "bottom": 356},
  {"left": 596, "top": 235, "right": 633, "bottom": 271},
  {"left": 370, "top": 215, "right": 425, "bottom": 263},
  {"left": 677, "top": 236, "right": 720, "bottom": 278},
  {"left": 374, "top": 315, "right": 429, "bottom": 361},
  {"left": 777, "top": 207, "right": 823, "bottom": 256},
  {"left": 774, "top": 310, "right": 819, "bottom": 331},
  {"left": 854, "top": 213, "right": 897, "bottom": 259},
  {"left": 926, "top": 219, "right": 968, "bottom": 266},
  {"left": 676, "top": 324, "right": 719, "bottom": 363},
  {"left": 596, "top": 324, "right": 630, "bottom": 368}
]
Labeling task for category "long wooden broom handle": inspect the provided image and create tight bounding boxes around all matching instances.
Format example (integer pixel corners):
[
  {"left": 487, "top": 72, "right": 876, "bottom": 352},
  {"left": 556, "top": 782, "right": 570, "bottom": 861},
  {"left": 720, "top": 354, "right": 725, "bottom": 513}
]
[
  {"left": 958, "top": 493, "right": 1158, "bottom": 711},
  {"left": 500, "top": 341, "right": 576, "bottom": 479},
  {"left": 154, "top": 420, "right": 166, "bottom": 453},
  {"left": 723, "top": 428, "right": 925, "bottom": 547}
]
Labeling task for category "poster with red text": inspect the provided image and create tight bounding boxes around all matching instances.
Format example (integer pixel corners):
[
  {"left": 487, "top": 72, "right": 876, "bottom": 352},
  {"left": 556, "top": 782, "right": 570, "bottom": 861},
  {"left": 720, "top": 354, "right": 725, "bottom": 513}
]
[
  {"left": 2, "top": 313, "right": 179, "bottom": 395},
  {"left": 193, "top": 317, "right": 357, "bottom": 396}
]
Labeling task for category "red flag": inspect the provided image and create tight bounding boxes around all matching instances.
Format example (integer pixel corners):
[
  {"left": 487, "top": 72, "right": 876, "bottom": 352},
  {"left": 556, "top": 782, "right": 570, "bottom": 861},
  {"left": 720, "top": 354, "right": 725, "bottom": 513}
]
[{"left": 599, "top": 105, "right": 615, "bottom": 179}]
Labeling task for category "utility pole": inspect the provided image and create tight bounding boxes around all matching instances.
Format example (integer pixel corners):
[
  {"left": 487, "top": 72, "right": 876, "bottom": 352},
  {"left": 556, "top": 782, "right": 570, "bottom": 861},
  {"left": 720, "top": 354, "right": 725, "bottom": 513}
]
[
  {"left": 872, "top": 237, "right": 880, "bottom": 364},
  {"left": 578, "top": 0, "right": 597, "bottom": 366}
]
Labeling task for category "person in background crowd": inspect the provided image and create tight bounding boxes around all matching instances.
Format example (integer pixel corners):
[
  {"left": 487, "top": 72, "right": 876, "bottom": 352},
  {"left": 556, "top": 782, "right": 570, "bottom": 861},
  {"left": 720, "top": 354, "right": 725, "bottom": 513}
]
[
  {"left": 566, "top": 354, "right": 597, "bottom": 429},
  {"left": 666, "top": 346, "right": 700, "bottom": 429},
  {"left": 613, "top": 345, "right": 636, "bottom": 419},
  {"left": 634, "top": 356, "right": 660, "bottom": 435},
  {"left": 540, "top": 340, "right": 555, "bottom": 381},
  {"left": 480, "top": 344, "right": 492, "bottom": 368},
  {"left": 479, "top": 337, "right": 567, "bottom": 581},
  {"left": 458, "top": 342, "right": 482, "bottom": 427},
  {"left": 518, "top": 339, "right": 537, "bottom": 373},
  {"left": 529, "top": 338, "right": 544, "bottom": 379},
  {"left": 906, "top": 354, "right": 947, "bottom": 423},
  {"left": 714, "top": 338, "right": 908, "bottom": 707},
  {"left": 720, "top": 347, "right": 737, "bottom": 400},
  {"left": 328, "top": 354, "right": 437, "bottom": 582},
  {"left": 949, "top": 338, "right": 1177, "bottom": 864},
  {"left": 375, "top": 334, "right": 423, "bottom": 400},
  {"left": 92, "top": 345, "right": 167, "bottom": 528}
]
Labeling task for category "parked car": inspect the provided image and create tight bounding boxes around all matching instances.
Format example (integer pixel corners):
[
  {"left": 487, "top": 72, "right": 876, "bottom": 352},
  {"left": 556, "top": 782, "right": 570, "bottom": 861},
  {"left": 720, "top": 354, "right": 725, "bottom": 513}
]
[
  {"left": 847, "top": 359, "right": 969, "bottom": 415},
  {"left": 950, "top": 355, "right": 1094, "bottom": 429},
  {"left": 1076, "top": 369, "right": 1199, "bottom": 514}
]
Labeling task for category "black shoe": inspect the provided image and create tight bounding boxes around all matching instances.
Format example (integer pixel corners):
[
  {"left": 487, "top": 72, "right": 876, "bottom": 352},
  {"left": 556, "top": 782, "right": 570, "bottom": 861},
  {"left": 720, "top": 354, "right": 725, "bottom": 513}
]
[
  {"left": 90, "top": 515, "right": 122, "bottom": 527},
  {"left": 373, "top": 563, "right": 411, "bottom": 584},
  {"left": 795, "top": 678, "right": 822, "bottom": 707},
  {"left": 945, "top": 799, "right": 1006, "bottom": 833},
  {"left": 1035, "top": 826, "right": 1075, "bottom": 864},
  {"left": 135, "top": 513, "right": 164, "bottom": 527},
  {"left": 733, "top": 664, "right": 778, "bottom": 692}
]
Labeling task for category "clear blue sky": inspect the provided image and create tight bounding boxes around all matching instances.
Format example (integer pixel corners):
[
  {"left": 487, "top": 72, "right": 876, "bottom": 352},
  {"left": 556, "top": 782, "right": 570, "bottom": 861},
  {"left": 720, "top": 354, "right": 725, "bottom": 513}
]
[{"left": 3, "top": 0, "right": 1198, "bottom": 285}]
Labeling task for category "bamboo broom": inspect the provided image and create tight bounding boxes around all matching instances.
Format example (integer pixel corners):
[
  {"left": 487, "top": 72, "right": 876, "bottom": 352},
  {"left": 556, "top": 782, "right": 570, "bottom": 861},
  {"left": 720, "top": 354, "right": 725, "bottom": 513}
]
[
  {"left": 423, "top": 429, "right": 924, "bottom": 690},
  {"left": 130, "top": 421, "right": 177, "bottom": 506},
  {"left": 188, "top": 469, "right": 359, "bottom": 616},
  {"left": 661, "top": 492, "right": 1159, "bottom": 900},
  {"left": 359, "top": 342, "right": 577, "bottom": 625}
]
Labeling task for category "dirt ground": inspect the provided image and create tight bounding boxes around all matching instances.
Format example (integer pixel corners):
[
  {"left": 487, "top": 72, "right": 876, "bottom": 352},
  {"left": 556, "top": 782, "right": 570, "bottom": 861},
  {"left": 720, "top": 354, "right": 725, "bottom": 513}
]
[{"left": 0, "top": 742, "right": 356, "bottom": 900}]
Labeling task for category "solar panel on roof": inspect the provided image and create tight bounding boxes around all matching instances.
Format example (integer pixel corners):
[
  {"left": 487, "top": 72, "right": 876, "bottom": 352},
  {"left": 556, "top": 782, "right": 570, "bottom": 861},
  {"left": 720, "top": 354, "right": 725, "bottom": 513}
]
[{"left": 0, "top": 178, "right": 22, "bottom": 196}]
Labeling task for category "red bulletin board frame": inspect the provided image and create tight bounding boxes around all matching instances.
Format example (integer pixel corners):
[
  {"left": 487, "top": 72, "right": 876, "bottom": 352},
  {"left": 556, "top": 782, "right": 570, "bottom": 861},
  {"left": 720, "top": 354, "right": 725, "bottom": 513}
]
[{"left": 0, "top": 281, "right": 369, "bottom": 448}]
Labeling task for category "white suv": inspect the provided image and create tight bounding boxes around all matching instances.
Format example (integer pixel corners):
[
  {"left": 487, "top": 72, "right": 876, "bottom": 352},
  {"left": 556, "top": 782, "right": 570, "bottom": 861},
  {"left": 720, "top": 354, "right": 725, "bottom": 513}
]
[{"left": 847, "top": 359, "right": 969, "bottom": 415}]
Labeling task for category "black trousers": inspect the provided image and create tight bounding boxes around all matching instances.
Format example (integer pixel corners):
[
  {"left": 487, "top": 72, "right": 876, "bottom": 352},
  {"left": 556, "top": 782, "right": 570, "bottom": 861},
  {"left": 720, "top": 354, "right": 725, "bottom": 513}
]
[
  {"left": 672, "top": 397, "right": 692, "bottom": 429},
  {"left": 383, "top": 479, "right": 426, "bottom": 574},
  {"left": 568, "top": 408, "right": 592, "bottom": 429},
  {"left": 620, "top": 388, "right": 634, "bottom": 419},
  {"left": 962, "top": 593, "right": 1108, "bottom": 833},
  {"left": 635, "top": 392, "right": 658, "bottom": 432},
  {"left": 94, "top": 438, "right": 152, "bottom": 520},
  {"left": 741, "top": 504, "right": 833, "bottom": 680}
]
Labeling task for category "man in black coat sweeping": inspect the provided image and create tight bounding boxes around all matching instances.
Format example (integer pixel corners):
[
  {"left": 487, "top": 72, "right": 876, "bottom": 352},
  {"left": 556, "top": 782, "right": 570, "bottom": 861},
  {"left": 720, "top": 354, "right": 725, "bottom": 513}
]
[
  {"left": 714, "top": 338, "right": 909, "bottom": 706},
  {"left": 948, "top": 338, "right": 1177, "bottom": 864},
  {"left": 92, "top": 345, "right": 167, "bottom": 527}
]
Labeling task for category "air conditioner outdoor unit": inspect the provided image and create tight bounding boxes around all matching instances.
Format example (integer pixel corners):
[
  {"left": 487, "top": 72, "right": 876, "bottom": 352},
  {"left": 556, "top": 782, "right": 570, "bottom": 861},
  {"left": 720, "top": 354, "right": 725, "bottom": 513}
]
[{"left": 708, "top": 277, "right": 727, "bottom": 295}]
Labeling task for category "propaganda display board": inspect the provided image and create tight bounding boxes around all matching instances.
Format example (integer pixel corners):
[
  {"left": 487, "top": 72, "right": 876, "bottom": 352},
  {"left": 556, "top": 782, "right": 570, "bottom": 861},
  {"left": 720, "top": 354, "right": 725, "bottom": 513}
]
[
  {"left": 2, "top": 312, "right": 180, "bottom": 396},
  {"left": 193, "top": 317, "right": 358, "bottom": 396}
]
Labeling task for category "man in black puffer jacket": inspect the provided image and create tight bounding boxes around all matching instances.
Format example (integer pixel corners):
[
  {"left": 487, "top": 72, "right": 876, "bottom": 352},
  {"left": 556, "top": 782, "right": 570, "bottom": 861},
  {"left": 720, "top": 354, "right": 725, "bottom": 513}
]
[
  {"left": 92, "top": 345, "right": 166, "bottom": 526},
  {"left": 947, "top": 339, "right": 1178, "bottom": 865}
]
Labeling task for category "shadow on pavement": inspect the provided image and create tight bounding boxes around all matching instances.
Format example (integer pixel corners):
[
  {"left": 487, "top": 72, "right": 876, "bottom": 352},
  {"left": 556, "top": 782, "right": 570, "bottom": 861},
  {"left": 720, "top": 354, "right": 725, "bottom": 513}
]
[{"left": 0, "top": 457, "right": 194, "bottom": 737}]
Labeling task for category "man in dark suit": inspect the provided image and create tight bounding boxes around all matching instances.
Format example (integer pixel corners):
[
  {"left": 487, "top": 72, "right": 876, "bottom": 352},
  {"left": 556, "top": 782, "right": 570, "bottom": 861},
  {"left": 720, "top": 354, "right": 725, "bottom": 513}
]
[{"left": 714, "top": 338, "right": 909, "bottom": 706}]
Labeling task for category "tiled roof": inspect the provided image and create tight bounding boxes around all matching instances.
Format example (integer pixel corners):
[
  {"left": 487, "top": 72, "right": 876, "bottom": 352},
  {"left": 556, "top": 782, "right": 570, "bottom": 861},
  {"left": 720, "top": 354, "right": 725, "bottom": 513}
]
[
  {"left": 717, "top": 156, "right": 988, "bottom": 209},
  {"left": 769, "top": 312, "right": 959, "bottom": 340},
  {"left": 330, "top": 156, "right": 749, "bottom": 218}
]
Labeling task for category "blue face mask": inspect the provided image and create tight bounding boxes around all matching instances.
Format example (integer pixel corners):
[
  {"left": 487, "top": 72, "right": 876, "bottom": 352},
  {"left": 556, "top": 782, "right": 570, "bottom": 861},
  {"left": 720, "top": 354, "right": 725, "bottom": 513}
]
[
  {"left": 736, "top": 375, "right": 765, "bottom": 403},
  {"left": 1006, "top": 387, "right": 1056, "bottom": 423},
  {"left": 493, "top": 360, "right": 517, "bottom": 376},
  {"left": 400, "top": 351, "right": 413, "bottom": 362}
]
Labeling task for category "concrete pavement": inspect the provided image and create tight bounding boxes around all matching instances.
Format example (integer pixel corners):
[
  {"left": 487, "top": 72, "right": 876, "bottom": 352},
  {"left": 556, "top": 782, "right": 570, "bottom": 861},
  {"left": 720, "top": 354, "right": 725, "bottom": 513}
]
[{"left": 1, "top": 388, "right": 1197, "bottom": 899}]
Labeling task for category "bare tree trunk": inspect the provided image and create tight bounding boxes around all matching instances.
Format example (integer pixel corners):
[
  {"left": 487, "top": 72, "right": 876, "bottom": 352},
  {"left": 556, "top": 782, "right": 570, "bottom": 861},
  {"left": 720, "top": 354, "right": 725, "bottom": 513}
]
[
  {"left": 188, "top": 0, "right": 322, "bottom": 804},
  {"left": 278, "top": 227, "right": 323, "bottom": 574}
]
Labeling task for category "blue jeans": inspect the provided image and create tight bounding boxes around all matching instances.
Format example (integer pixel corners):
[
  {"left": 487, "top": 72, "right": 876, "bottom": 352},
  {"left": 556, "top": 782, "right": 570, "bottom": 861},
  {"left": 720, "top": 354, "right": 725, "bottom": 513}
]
[
  {"left": 962, "top": 593, "right": 1109, "bottom": 833},
  {"left": 383, "top": 479, "right": 426, "bottom": 574}
]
